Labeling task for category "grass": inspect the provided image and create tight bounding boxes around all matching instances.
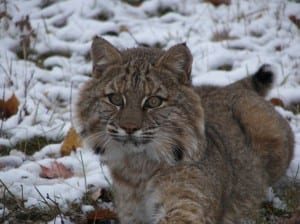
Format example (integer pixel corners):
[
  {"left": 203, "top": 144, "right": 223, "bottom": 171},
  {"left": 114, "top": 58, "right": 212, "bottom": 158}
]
[
  {"left": 216, "top": 63, "right": 233, "bottom": 71},
  {"left": 1, "top": 190, "right": 82, "bottom": 223},
  {"left": 257, "top": 180, "right": 300, "bottom": 223},
  {"left": 290, "top": 103, "right": 300, "bottom": 115},
  {"left": 0, "top": 177, "right": 114, "bottom": 223},
  {"left": 211, "top": 28, "right": 236, "bottom": 42},
  {"left": 0, "top": 136, "right": 62, "bottom": 157}
]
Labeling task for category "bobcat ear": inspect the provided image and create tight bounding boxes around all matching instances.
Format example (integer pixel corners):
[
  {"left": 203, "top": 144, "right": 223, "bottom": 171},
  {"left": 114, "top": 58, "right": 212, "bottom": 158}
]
[
  {"left": 156, "top": 43, "right": 193, "bottom": 84},
  {"left": 91, "top": 36, "right": 122, "bottom": 78}
]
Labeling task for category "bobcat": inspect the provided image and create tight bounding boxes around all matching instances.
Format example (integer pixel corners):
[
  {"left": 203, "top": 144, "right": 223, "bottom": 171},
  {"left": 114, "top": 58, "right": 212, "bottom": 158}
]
[{"left": 75, "top": 36, "right": 294, "bottom": 224}]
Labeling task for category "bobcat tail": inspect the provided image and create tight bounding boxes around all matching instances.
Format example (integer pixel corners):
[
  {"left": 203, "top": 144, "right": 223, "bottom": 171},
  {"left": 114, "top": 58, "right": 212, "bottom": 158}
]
[
  {"left": 195, "top": 64, "right": 274, "bottom": 98},
  {"left": 236, "top": 64, "right": 274, "bottom": 97}
]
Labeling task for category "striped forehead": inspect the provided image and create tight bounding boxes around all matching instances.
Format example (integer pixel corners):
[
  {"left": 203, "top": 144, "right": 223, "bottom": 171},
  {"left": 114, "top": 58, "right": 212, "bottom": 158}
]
[
  {"left": 126, "top": 62, "right": 149, "bottom": 87},
  {"left": 103, "top": 47, "right": 167, "bottom": 96},
  {"left": 104, "top": 65, "right": 166, "bottom": 98}
]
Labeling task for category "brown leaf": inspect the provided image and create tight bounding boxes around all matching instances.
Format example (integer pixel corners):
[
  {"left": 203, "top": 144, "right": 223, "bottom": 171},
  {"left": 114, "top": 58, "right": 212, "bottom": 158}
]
[
  {"left": 0, "top": 93, "right": 19, "bottom": 120},
  {"left": 278, "top": 211, "right": 300, "bottom": 224},
  {"left": 86, "top": 208, "right": 117, "bottom": 222},
  {"left": 60, "top": 127, "right": 82, "bottom": 156},
  {"left": 289, "top": 15, "right": 300, "bottom": 29},
  {"left": 270, "top": 98, "right": 285, "bottom": 108},
  {"left": 39, "top": 161, "right": 73, "bottom": 179}
]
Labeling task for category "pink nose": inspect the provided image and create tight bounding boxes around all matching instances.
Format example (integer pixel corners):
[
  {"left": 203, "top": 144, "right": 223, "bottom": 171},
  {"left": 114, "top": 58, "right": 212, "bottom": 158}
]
[{"left": 121, "top": 122, "right": 139, "bottom": 134}]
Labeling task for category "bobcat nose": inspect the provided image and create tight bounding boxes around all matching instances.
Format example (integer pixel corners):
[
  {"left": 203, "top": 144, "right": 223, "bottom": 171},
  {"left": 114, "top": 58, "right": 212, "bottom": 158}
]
[{"left": 121, "top": 122, "right": 139, "bottom": 134}]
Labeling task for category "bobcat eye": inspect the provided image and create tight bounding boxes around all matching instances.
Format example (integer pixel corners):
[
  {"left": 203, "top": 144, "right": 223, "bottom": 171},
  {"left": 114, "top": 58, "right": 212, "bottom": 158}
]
[
  {"left": 108, "top": 93, "right": 124, "bottom": 107},
  {"left": 144, "top": 96, "right": 163, "bottom": 109}
]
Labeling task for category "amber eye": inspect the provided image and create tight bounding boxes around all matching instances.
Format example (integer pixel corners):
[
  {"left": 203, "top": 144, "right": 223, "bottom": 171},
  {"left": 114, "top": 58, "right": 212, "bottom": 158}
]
[
  {"left": 108, "top": 93, "right": 124, "bottom": 107},
  {"left": 144, "top": 96, "right": 163, "bottom": 109}
]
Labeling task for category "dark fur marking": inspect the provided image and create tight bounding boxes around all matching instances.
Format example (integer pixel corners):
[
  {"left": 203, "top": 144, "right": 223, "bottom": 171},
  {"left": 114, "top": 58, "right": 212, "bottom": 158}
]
[
  {"left": 79, "top": 129, "right": 87, "bottom": 137},
  {"left": 132, "top": 71, "right": 140, "bottom": 88},
  {"left": 254, "top": 64, "right": 273, "bottom": 85},
  {"left": 94, "top": 146, "right": 105, "bottom": 154},
  {"left": 172, "top": 144, "right": 184, "bottom": 161},
  {"left": 252, "top": 64, "right": 274, "bottom": 96}
]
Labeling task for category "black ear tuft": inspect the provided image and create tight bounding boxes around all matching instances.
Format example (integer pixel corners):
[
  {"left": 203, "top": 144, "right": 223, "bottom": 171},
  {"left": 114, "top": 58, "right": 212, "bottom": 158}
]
[
  {"left": 251, "top": 64, "right": 274, "bottom": 96},
  {"left": 254, "top": 64, "right": 274, "bottom": 85}
]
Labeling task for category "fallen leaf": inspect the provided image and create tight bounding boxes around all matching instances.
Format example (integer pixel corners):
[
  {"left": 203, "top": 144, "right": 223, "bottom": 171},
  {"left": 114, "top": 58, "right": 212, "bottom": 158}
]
[
  {"left": 39, "top": 161, "right": 73, "bottom": 179},
  {"left": 60, "top": 127, "right": 82, "bottom": 156},
  {"left": 278, "top": 211, "right": 300, "bottom": 224},
  {"left": 0, "top": 93, "right": 19, "bottom": 120},
  {"left": 289, "top": 15, "right": 300, "bottom": 29},
  {"left": 270, "top": 98, "right": 285, "bottom": 108},
  {"left": 86, "top": 208, "right": 117, "bottom": 223}
]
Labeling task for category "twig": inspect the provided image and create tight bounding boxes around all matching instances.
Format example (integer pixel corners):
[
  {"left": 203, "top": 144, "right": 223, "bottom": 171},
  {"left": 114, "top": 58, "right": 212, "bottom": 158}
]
[
  {"left": 34, "top": 186, "right": 65, "bottom": 224},
  {"left": 2, "top": 188, "right": 6, "bottom": 219},
  {"left": 46, "top": 194, "right": 65, "bottom": 224},
  {"left": 69, "top": 82, "right": 74, "bottom": 127},
  {"left": 100, "top": 163, "right": 112, "bottom": 188},
  {"left": 0, "top": 179, "right": 23, "bottom": 208},
  {"left": 79, "top": 151, "right": 88, "bottom": 201},
  {"left": 34, "top": 185, "right": 52, "bottom": 208},
  {"left": 0, "top": 179, "right": 16, "bottom": 199}
]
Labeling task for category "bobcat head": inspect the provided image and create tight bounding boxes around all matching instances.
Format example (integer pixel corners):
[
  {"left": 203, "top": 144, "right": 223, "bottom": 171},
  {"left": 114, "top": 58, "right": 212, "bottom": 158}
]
[{"left": 75, "top": 37, "right": 206, "bottom": 164}]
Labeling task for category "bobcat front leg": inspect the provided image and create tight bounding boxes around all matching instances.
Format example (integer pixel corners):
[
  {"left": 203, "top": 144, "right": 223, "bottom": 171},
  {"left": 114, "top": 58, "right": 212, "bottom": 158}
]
[
  {"left": 158, "top": 207, "right": 219, "bottom": 224},
  {"left": 149, "top": 165, "right": 225, "bottom": 224}
]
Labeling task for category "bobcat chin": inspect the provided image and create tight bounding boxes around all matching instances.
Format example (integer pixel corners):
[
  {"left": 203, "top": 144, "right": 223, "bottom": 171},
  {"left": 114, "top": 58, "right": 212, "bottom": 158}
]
[{"left": 75, "top": 36, "right": 294, "bottom": 224}]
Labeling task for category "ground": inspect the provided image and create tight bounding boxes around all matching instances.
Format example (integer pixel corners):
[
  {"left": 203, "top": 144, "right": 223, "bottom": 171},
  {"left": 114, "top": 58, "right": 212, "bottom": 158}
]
[{"left": 0, "top": 0, "right": 299, "bottom": 223}]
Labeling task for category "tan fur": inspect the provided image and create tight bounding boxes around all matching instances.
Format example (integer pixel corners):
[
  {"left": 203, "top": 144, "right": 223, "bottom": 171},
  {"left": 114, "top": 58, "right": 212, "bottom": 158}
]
[{"left": 75, "top": 36, "right": 294, "bottom": 224}]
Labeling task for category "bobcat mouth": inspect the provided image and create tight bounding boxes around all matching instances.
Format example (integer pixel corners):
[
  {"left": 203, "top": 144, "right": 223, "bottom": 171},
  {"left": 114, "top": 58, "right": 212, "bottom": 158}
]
[
  {"left": 110, "top": 134, "right": 152, "bottom": 146},
  {"left": 107, "top": 124, "right": 155, "bottom": 146}
]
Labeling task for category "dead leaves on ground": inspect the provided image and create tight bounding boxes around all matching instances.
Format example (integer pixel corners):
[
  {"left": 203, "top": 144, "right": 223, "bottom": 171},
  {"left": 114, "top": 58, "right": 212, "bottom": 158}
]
[
  {"left": 0, "top": 93, "right": 19, "bottom": 120},
  {"left": 279, "top": 212, "right": 300, "bottom": 224},
  {"left": 270, "top": 98, "right": 285, "bottom": 108},
  {"left": 289, "top": 15, "right": 300, "bottom": 29},
  {"left": 86, "top": 208, "right": 117, "bottom": 223},
  {"left": 60, "top": 127, "right": 82, "bottom": 156},
  {"left": 270, "top": 98, "right": 300, "bottom": 114},
  {"left": 39, "top": 160, "right": 73, "bottom": 179},
  {"left": 85, "top": 188, "right": 116, "bottom": 223}
]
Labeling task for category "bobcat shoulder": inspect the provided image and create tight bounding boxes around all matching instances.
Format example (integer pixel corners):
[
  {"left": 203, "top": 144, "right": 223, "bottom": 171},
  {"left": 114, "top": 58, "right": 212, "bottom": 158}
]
[{"left": 75, "top": 36, "right": 294, "bottom": 224}]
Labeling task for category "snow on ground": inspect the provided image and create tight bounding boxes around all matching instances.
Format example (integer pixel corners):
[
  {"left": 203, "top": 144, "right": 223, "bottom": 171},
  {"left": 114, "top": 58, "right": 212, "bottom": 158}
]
[{"left": 0, "top": 0, "right": 300, "bottom": 220}]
